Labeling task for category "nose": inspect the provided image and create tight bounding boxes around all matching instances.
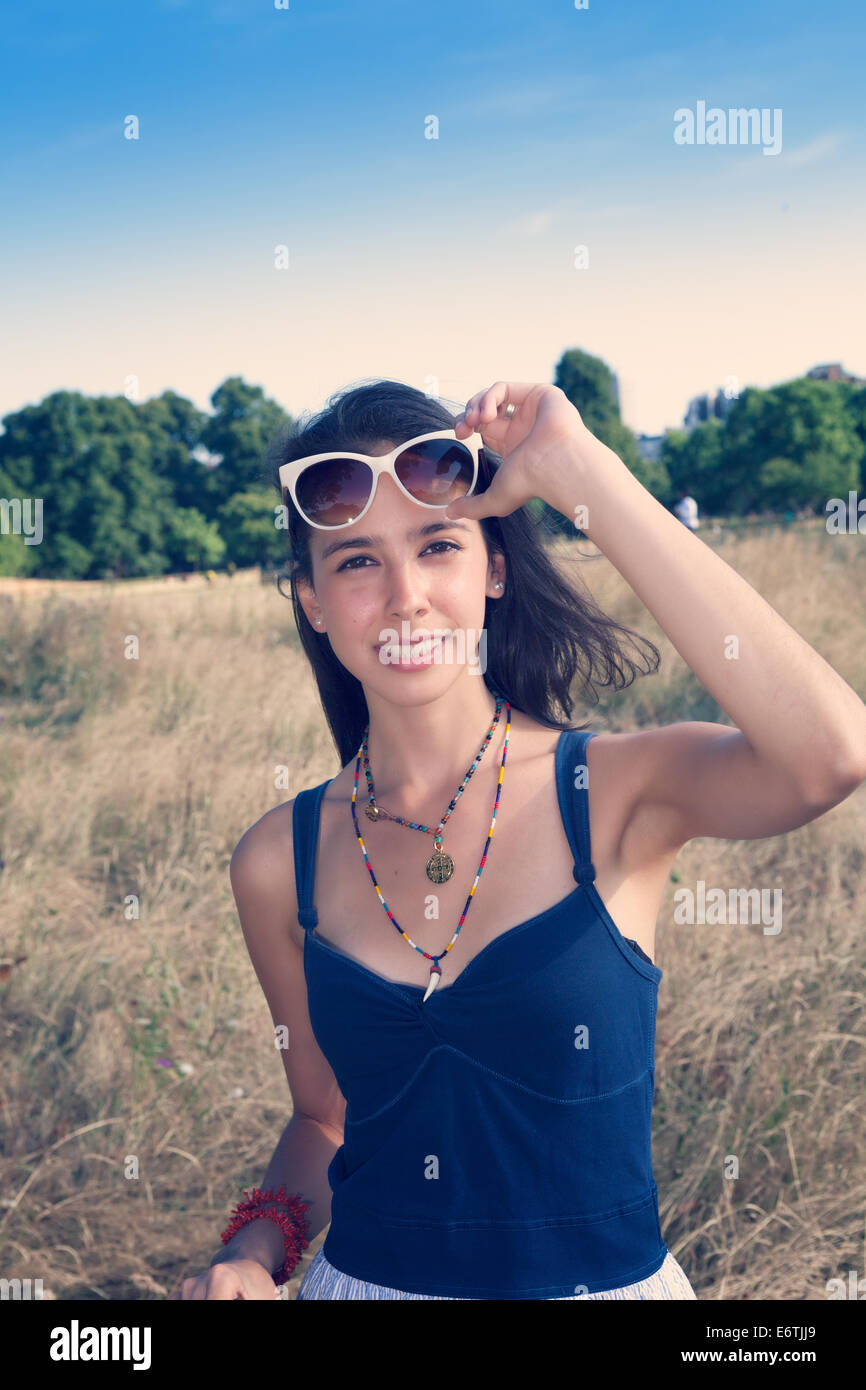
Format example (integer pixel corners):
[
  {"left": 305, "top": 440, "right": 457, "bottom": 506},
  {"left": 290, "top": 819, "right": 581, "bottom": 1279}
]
[
  {"left": 365, "top": 475, "right": 435, "bottom": 623},
  {"left": 387, "top": 558, "right": 432, "bottom": 624}
]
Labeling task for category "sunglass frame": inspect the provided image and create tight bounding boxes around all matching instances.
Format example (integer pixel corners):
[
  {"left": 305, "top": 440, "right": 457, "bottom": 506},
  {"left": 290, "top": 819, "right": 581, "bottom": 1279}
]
[{"left": 278, "top": 428, "right": 483, "bottom": 530}]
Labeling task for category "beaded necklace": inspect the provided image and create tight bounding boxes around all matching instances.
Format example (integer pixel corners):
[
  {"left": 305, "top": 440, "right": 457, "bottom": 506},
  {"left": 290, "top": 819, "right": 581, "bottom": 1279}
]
[
  {"left": 350, "top": 700, "right": 512, "bottom": 1001},
  {"left": 360, "top": 694, "right": 505, "bottom": 882}
]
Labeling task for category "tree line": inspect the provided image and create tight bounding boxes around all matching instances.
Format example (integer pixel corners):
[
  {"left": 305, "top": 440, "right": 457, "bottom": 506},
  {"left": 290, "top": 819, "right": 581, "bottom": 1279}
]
[{"left": 1, "top": 352, "right": 864, "bottom": 578}]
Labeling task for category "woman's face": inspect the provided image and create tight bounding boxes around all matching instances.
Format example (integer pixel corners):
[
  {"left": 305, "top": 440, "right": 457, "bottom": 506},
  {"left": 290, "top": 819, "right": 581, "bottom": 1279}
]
[{"left": 295, "top": 441, "right": 505, "bottom": 699}]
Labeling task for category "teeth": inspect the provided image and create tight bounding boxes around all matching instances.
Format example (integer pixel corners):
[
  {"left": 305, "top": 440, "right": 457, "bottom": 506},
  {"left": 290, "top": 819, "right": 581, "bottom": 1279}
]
[{"left": 380, "top": 635, "right": 442, "bottom": 658}]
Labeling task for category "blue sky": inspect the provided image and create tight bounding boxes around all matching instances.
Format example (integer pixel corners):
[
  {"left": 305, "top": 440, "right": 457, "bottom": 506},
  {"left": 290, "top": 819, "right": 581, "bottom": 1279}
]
[{"left": 1, "top": 0, "right": 863, "bottom": 436}]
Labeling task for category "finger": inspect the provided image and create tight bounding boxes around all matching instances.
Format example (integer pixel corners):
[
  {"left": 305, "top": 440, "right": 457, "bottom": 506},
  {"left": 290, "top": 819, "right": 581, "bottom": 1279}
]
[
  {"left": 467, "top": 388, "right": 491, "bottom": 427},
  {"left": 453, "top": 414, "right": 474, "bottom": 439},
  {"left": 442, "top": 494, "right": 489, "bottom": 521},
  {"left": 476, "top": 382, "right": 511, "bottom": 426},
  {"left": 459, "top": 384, "right": 499, "bottom": 430},
  {"left": 444, "top": 475, "right": 520, "bottom": 523},
  {"left": 465, "top": 382, "right": 537, "bottom": 424}
]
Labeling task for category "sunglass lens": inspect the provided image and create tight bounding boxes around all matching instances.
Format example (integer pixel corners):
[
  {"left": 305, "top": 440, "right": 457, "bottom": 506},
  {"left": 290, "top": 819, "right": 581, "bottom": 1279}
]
[
  {"left": 395, "top": 440, "right": 475, "bottom": 504},
  {"left": 294, "top": 458, "right": 374, "bottom": 527}
]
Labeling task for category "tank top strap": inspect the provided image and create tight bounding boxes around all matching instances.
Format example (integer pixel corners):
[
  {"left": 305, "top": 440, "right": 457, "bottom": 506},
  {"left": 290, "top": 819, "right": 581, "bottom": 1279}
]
[
  {"left": 554, "top": 727, "right": 599, "bottom": 887},
  {"left": 292, "top": 779, "right": 331, "bottom": 933}
]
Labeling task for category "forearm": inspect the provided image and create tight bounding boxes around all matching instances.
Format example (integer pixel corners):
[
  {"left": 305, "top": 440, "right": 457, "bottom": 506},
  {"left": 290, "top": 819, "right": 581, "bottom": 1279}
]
[
  {"left": 544, "top": 430, "right": 866, "bottom": 790},
  {"left": 210, "top": 1113, "right": 340, "bottom": 1274}
]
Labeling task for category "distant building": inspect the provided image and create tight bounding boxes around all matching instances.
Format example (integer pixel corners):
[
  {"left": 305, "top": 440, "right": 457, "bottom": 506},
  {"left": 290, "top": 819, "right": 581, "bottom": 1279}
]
[
  {"left": 683, "top": 388, "right": 736, "bottom": 433},
  {"left": 636, "top": 434, "right": 664, "bottom": 462},
  {"left": 678, "top": 364, "right": 864, "bottom": 438},
  {"left": 806, "top": 362, "right": 864, "bottom": 385}
]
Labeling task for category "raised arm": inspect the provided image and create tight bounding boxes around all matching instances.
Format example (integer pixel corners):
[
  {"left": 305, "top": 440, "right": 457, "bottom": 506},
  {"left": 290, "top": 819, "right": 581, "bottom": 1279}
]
[{"left": 450, "top": 383, "right": 866, "bottom": 852}]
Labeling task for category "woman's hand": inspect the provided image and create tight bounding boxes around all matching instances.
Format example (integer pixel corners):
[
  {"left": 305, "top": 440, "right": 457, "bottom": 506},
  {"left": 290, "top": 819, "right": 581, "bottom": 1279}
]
[
  {"left": 170, "top": 1257, "right": 282, "bottom": 1300},
  {"left": 447, "top": 381, "right": 590, "bottom": 521}
]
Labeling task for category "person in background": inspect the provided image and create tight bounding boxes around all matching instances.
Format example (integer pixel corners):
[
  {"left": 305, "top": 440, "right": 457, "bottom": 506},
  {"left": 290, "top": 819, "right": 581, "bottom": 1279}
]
[{"left": 673, "top": 489, "right": 700, "bottom": 530}]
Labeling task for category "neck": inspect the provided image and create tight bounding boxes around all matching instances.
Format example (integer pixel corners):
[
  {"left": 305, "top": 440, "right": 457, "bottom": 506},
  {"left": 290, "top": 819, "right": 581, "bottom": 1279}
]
[{"left": 360, "top": 683, "right": 507, "bottom": 812}]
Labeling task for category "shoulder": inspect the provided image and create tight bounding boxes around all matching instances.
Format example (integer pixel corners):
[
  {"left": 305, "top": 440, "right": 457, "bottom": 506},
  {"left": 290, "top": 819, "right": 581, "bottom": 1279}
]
[
  {"left": 230, "top": 779, "right": 339, "bottom": 946},
  {"left": 230, "top": 799, "right": 299, "bottom": 933},
  {"left": 231, "top": 797, "right": 296, "bottom": 876}
]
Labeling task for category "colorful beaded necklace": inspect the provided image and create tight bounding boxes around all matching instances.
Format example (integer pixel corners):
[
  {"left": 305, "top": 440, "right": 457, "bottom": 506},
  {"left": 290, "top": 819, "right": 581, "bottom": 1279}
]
[
  {"left": 360, "top": 693, "right": 505, "bottom": 883},
  {"left": 350, "top": 699, "right": 512, "bottom": 1001}
]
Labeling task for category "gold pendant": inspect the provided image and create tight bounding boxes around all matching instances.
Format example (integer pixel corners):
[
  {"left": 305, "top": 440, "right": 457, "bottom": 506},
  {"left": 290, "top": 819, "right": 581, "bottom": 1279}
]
[
  {"left": 426, "top": 847, "right": 454, "bottom": 883},
  {"left": 365, "top": 805, "right": 380, "bottom": 821}
]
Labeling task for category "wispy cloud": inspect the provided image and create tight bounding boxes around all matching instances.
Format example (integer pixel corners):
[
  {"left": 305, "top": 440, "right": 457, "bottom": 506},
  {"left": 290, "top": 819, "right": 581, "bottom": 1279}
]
[
  {"left": 783, "top": 131, "right": 846, "bottom": 167},
  {"left": 718, "top": 127, "right": 847, "bottom": 181},
  {"left": 514, "top": 210, "right": 556, "bottom": 236}
]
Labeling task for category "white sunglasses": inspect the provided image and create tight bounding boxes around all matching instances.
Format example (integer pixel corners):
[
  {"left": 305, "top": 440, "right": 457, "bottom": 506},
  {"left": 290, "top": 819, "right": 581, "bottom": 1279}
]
[{"left": 278, "top": 428, "right": 483, "bottom": 531}]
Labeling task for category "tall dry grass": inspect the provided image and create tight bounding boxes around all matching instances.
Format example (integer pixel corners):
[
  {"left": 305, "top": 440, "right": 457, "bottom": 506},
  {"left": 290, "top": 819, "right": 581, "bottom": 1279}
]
[{"left": 0, "top": 522, "right": 864, "bottom": 1301}]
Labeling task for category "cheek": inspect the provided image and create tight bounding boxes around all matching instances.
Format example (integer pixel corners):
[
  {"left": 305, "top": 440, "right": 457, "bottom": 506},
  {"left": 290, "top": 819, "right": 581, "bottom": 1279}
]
[
  {"left": 319, "top": 579, "right": 380, "bottom": 635},
  {"left": 443, "top": 556, "right": 491, "bottom": 606}
]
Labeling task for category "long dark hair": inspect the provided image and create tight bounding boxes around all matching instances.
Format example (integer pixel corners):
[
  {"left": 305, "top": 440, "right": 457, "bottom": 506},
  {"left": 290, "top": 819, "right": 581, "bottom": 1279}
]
[{"left": 266, "top": 378, "right": 660, "bottom": 768}]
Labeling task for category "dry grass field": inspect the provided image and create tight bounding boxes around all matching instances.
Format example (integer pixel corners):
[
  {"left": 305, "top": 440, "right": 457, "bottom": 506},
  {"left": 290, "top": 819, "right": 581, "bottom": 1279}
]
[{"left": 1, "top": 521, "right": 864, "bottom": 1301}]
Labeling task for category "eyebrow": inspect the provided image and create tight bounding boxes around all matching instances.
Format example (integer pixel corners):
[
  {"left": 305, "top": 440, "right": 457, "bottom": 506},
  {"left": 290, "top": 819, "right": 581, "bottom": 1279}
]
[{"left": 320, "top": 519, "right": 473, "bottom": 561}]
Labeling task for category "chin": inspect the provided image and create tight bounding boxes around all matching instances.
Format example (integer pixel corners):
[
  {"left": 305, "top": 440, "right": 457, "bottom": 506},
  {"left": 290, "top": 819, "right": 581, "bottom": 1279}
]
[{"left": 363, "top": 665, "right": 460, "bottom": 703}]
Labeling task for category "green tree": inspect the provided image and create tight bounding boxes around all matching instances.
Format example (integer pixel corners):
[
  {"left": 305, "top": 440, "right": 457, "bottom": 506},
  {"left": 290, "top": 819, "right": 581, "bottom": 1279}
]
[
  {"left": 164, "top": 507, "right": 226, "bottom": 570},
  {"left": 663, "top": 419, "right": 726, "bottom": 514},
  {"left": 136, "top": 390, "right": 213, "bottom": 511},
  {"left": 722, "top": 379, "right": 862, "bottom": 514},
  {"left": 838, "top": 382, "right": 866, "bottom": 490},
  {"left": 0, "top": 391, "right": 179, "bottom": 578},
  {"left": 217, "top": 488, "right": 287, "bottom": 568},
  {"left": 200, "top": 377, "right": 290, "bottom": 517},
  {"left": 0, "top": 461, "right": 38, "bottom": 575},
  {"left": 759, "top": 451, "right": 855, "bottom": 511},
  {"left": 0, "top": 530, "right": 39, "bottom": 577},
  {"left": 548, "top": 348, "right": 670, "bottom": 534}
]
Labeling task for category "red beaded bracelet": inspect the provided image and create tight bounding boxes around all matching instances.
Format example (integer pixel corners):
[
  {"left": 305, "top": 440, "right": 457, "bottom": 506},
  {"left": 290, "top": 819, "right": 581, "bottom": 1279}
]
[{"left": 220, "top": 1185, "right": 311, "bottom": 1285}]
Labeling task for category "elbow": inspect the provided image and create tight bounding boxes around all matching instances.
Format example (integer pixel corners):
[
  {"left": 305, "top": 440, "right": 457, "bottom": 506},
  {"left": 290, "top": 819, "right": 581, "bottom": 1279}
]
[
  {"left": 832, "top": 739, "right": 866, "bottom": 795},
  {"left": 294, "top": 1109, "right": 344, "bottom": 1148},
  {"left": 804, "top": 759, "right": 866, "bottom": 809}
]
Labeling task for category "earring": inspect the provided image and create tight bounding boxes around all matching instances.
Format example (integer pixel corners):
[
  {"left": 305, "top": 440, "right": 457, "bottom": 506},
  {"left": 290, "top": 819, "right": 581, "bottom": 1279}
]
[
  {"left": 494, "top": 582, "right": 503, "bottom": 590},
  {"left": 314, "top": 617, "right": 322, "bottom": 625}
]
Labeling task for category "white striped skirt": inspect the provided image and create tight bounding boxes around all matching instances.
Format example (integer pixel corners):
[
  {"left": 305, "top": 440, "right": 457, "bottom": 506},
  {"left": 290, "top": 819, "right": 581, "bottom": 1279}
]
[{"left": 295, "top": 1245, "right": 697, "bottom": 1300}]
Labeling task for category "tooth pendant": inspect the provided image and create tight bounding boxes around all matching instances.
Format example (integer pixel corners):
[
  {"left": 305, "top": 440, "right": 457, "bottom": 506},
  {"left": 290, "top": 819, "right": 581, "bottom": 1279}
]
[{"left": 422, "top": 963, "right": 442, "bottom": 1003}]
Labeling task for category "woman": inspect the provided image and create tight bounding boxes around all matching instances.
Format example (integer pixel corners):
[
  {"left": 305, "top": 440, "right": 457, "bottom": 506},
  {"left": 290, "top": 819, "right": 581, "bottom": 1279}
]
[{"left": 175, "top": 378, "right": 866, "bottom": 1300}]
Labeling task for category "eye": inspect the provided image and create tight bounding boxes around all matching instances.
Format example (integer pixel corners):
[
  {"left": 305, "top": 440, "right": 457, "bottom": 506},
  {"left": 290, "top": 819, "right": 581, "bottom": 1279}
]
[{"left": 336, "top": 540, "right": 462, "bottom": 572}]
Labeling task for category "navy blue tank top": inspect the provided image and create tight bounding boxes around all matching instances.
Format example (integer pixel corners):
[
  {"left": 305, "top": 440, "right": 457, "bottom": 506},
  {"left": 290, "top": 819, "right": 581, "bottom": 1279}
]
[{"left": 292, "top": 727, "right": 668, "bottom": 1299}]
